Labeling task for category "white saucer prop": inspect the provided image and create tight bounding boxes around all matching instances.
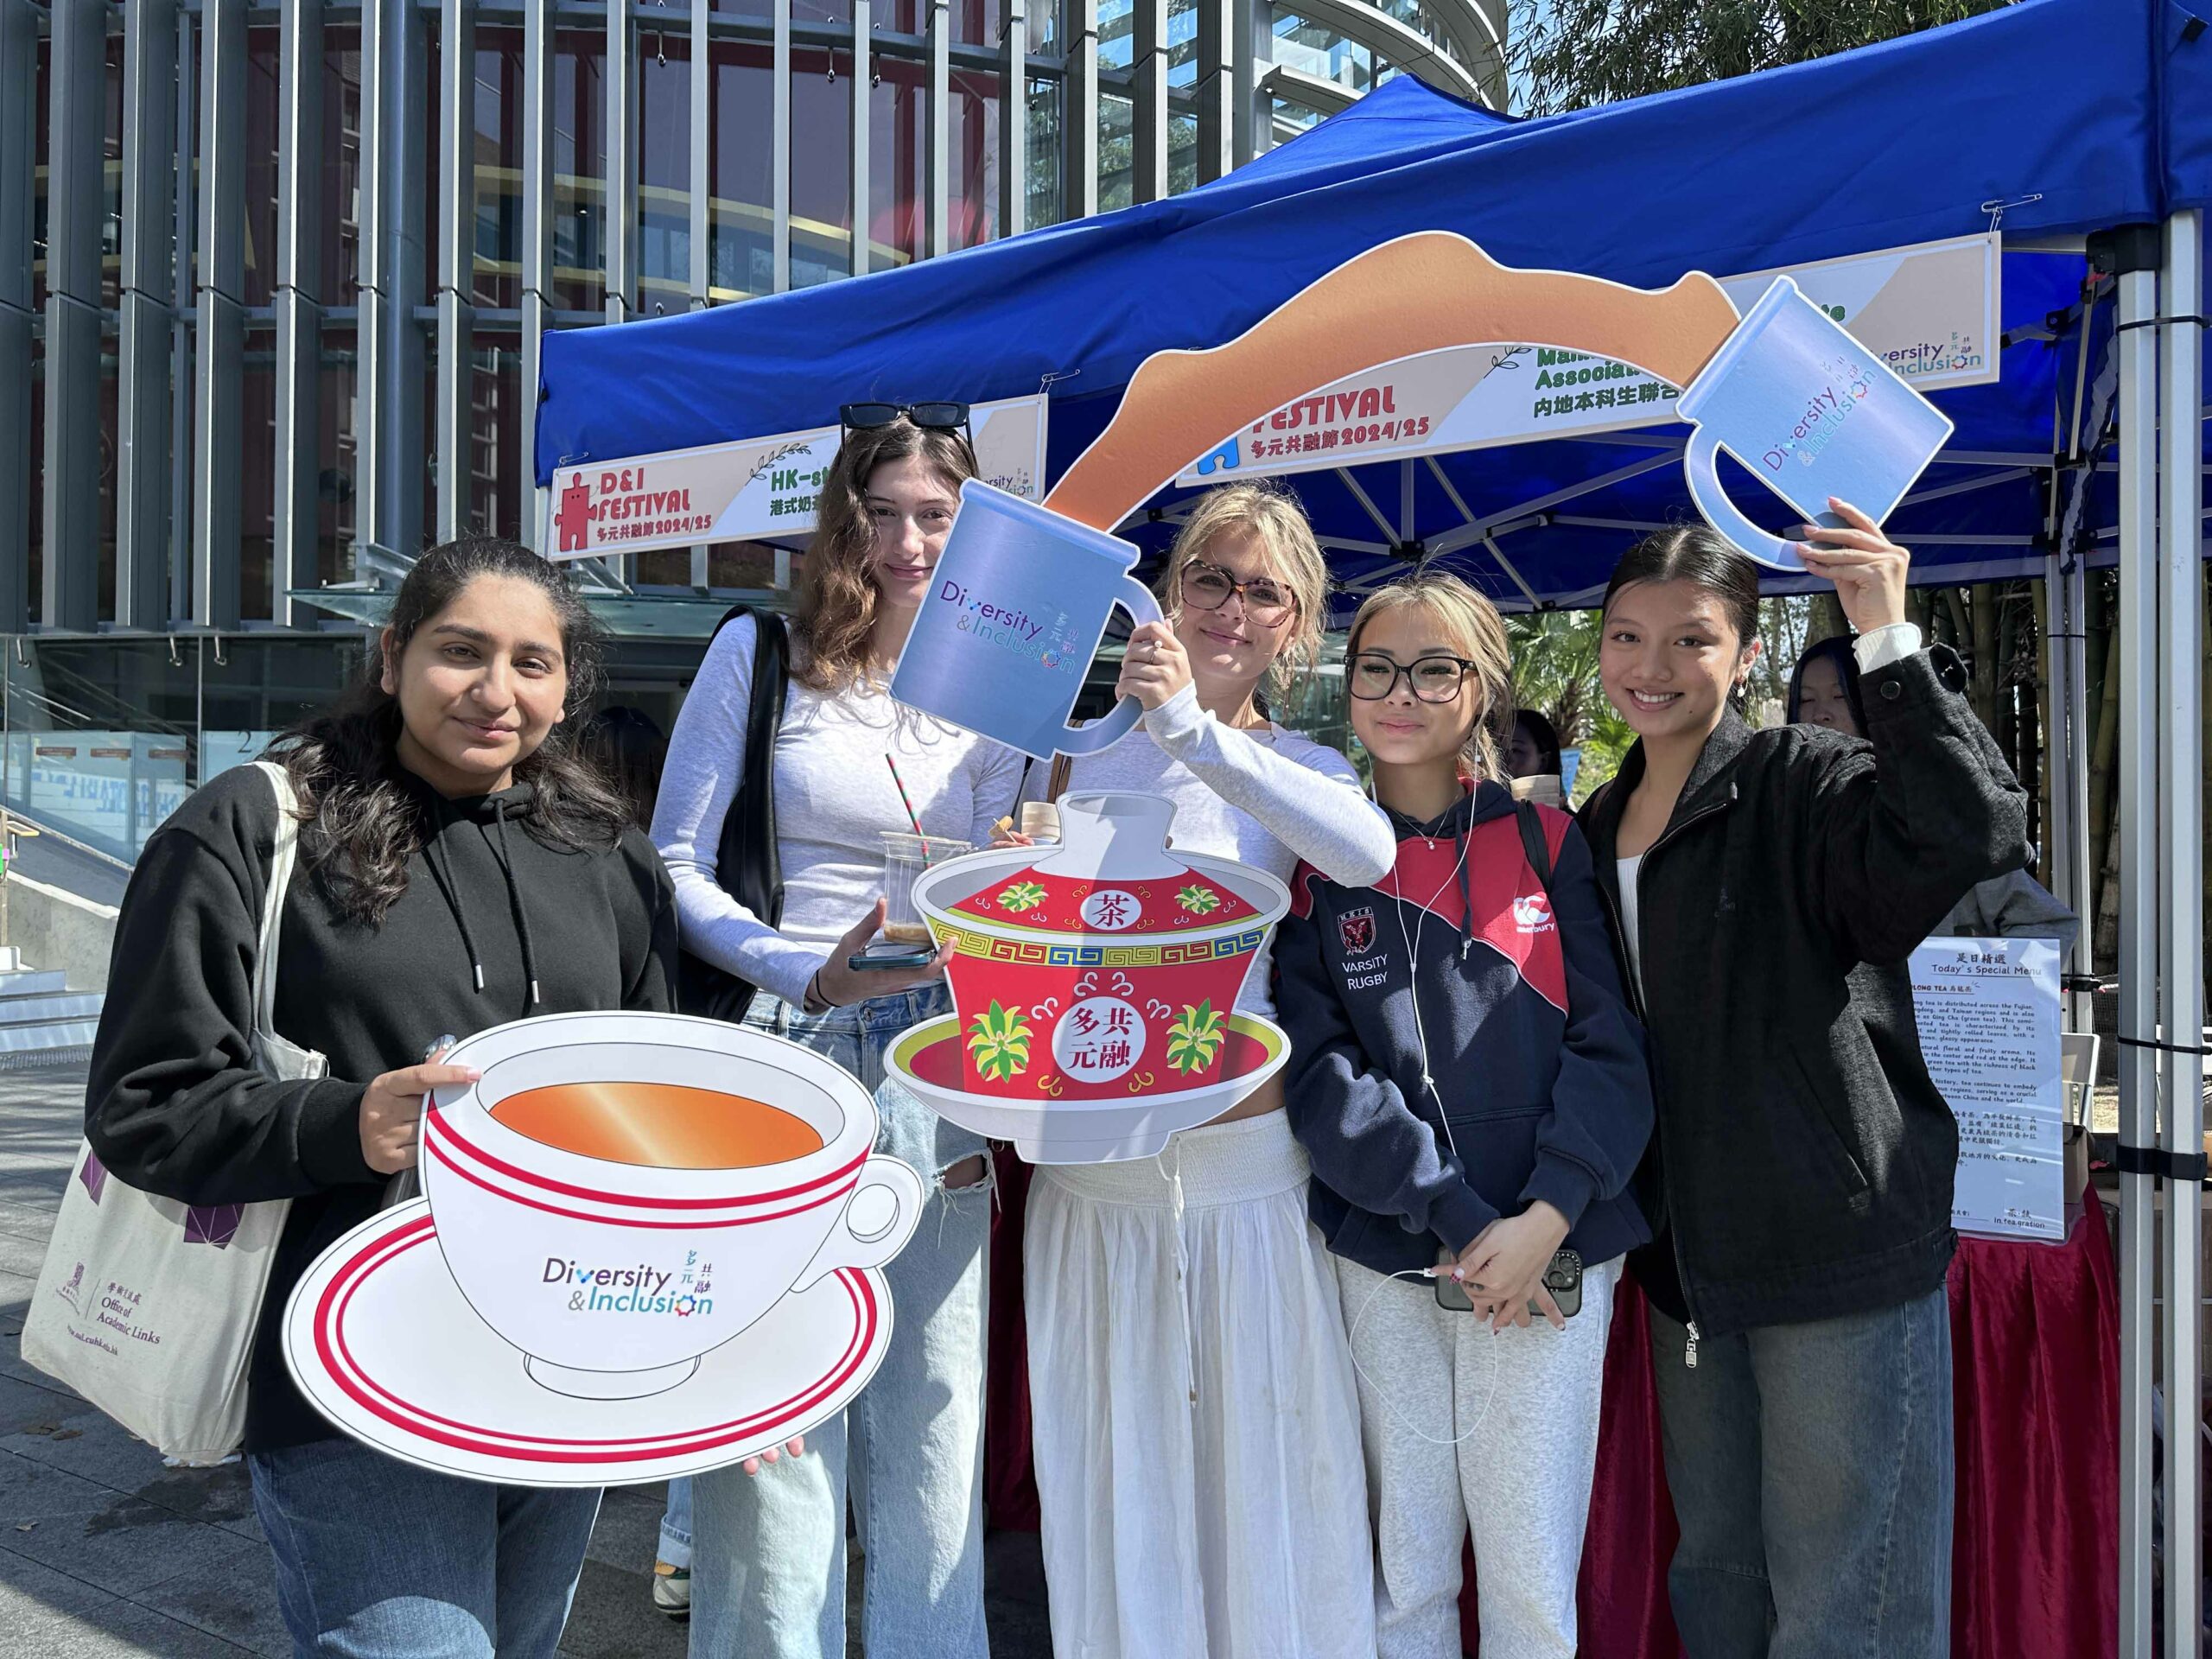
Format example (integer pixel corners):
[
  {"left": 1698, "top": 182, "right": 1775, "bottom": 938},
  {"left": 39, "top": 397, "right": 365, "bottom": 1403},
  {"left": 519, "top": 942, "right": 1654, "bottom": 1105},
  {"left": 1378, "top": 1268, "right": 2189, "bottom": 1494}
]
[
  {"left": 886, "top": 1009, "right": 1290, "bottom": 1163},
  {"left": 283, "top": 1200, "right": 892, "bottom": 1485}
]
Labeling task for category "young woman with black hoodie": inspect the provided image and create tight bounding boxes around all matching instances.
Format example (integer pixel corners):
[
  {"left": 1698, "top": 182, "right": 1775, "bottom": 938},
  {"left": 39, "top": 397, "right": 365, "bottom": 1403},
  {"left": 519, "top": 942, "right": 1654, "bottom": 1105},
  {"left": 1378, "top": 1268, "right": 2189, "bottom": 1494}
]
[
  {"left": 1276, "top": 571, "right": 1653, "bottom": 1659},
  {"left": 1577, "top": 501, "right": 2028, "bottom": 1659},
  {"left": 86, "top": 539, "right": 677, "bottom": 1658}
]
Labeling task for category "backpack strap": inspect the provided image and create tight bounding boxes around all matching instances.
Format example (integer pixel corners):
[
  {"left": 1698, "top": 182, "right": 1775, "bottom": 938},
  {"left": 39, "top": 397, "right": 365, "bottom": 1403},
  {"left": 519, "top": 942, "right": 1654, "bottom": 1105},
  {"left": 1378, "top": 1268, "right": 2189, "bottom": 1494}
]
[
  {"left": 718, "top": 606, "right": 789, "bottom": 928},
  {"left": 1516, "top": 797, "right": 1554, "bottom": 895},
  {"left": 1046, "top": 752, "right": 1073, "bottom": 803}
]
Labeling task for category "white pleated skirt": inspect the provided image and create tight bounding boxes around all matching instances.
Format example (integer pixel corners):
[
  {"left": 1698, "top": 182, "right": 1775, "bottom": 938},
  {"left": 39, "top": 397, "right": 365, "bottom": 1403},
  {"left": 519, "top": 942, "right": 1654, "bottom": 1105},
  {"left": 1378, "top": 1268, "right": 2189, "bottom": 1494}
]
[{"left": 1025, "top": 1111, "right": 1377, "bottom": 1659}]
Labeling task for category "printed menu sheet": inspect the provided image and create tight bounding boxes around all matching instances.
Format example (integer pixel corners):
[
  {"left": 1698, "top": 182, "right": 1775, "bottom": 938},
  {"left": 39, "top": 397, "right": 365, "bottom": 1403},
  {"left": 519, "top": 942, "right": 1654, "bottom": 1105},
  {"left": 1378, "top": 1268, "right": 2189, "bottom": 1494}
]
[{"left": 1910, "top": 936, "right": 2065, "bottom": 1243}]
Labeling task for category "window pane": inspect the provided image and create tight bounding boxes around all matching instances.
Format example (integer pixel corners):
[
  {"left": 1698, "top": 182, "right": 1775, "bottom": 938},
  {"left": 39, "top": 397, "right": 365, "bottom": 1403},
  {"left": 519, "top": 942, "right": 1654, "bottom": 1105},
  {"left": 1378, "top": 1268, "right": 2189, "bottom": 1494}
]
[
  {"left": 948, "top": 68, "right": 1000, "bottom": 250},
  {"left": 638, "top": 28, "right": 692, "bottom": 315},
  {"left": 1098, "top": 91, "right": 1132, "bottom": 213},
  {"left": 474, "top": 27, "right": 524, "bottom": 309},
  {"left": 553, "top": 30, "right": 608, "bottom": 312},
  {"left": 710, "top": 41, "right": 774, "bottom": 299},
  {"left": 789, "top": 48, "right": 852, "bottom": 288},
  {"left": 869, "top": 55, "right": 926, "bottom": 271},
  {"left": 1026, "top": 77, "right": 1062, "bottom": 230}
]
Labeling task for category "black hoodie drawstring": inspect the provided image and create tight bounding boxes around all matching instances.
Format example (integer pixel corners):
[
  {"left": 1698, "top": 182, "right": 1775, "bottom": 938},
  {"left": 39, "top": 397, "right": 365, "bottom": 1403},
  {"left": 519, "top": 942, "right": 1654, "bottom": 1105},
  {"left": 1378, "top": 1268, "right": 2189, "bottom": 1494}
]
[
  {"left": 1456, "top": 823, "right": 1474, "bottom": 959},
  {"left": 487, "top": 801, "right": 543, "bottom": 1008},
  {"left": 418, "top": 796, "right": 487, "bottom": 993}
]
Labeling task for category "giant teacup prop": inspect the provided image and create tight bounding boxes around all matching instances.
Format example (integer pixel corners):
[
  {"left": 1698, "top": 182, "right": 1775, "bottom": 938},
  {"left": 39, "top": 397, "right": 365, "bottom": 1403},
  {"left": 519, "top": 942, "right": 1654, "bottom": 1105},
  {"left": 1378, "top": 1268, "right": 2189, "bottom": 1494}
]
[
  {"left": 885, "top": 791, "right": 1292, "bottom": 1163},
  {"left": 283, "top": 1014, "right": 923, "bottom": 1483},
  {"left": 1039, "top": 232, "right": 1952, "bottom": 569}
]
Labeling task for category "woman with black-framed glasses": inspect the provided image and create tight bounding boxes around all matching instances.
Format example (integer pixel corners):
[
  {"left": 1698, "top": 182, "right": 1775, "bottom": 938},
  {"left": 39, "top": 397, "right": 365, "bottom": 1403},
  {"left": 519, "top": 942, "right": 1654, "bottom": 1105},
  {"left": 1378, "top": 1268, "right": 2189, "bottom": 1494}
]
[
  {"left": 1005, "top": 480, "right": 1395, "bottom": 1658},
  {"left": 1280, "top": 571, "right": 1651, "bottom": 1659}
]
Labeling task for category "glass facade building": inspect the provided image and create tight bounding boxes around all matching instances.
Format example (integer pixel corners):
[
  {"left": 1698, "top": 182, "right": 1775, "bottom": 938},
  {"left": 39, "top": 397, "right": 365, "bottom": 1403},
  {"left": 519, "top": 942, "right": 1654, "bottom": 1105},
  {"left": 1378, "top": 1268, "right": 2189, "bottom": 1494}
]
[{"left": 0, "top": 0, "right": 1500, "bottom": 868}]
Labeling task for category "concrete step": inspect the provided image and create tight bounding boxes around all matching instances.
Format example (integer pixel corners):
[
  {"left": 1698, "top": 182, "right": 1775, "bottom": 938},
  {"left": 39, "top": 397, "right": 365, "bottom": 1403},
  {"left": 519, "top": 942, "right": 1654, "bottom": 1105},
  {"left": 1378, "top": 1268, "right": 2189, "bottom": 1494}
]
[
  {"left": 0, "top": 969, "right": 71, "bottom": 999},
  {"left": 0, "top": 993, "right": 104, "bottom": 1027}
]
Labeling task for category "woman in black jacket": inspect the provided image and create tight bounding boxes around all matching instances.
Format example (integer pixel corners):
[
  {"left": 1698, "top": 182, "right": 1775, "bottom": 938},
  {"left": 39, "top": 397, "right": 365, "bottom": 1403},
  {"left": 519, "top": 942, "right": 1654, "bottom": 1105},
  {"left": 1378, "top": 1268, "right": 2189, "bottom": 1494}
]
[
  {"left": 1577, "top": 500, "right": 2026, "bottom": 1659},
  {"left": 86, "top": 539, "right": 677, "bottom": 1658}
]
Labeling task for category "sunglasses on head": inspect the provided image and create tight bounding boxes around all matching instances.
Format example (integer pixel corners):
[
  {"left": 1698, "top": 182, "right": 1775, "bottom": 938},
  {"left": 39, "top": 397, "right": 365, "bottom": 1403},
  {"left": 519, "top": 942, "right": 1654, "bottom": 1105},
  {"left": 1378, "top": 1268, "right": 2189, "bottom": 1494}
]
[{"left": 839, "top": 402, "right": 976, "bottom": 457}]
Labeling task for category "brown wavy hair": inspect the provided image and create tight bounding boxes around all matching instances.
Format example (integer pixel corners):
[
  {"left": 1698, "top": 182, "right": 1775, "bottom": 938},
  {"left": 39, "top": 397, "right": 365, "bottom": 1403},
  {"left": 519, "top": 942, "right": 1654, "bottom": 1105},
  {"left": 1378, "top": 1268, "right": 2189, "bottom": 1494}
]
[
  {"left": 1346, "top": 571, "right": 1516, "bottom": 781},
  {"left": 274, "top": 537, "right": 631, "bottom": 925},
  {"left": 794, "top": 416, "right": 976, "bottom": 691}
]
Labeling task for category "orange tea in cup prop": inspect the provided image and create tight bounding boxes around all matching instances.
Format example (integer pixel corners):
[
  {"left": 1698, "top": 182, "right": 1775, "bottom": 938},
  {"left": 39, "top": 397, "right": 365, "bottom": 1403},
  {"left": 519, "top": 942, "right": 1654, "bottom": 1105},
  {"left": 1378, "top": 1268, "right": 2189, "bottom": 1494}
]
[
  {"left": 416, "top": 1012, "right": 923, "bottom": 1400},
  {"left": 886, "top": 791, "right": 1292, "bottom": 1163}
]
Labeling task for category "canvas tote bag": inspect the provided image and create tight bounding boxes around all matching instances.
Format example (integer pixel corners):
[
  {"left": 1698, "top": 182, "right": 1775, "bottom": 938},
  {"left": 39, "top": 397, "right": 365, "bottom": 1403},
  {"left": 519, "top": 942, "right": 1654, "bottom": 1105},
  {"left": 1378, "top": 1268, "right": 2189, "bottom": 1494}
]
[{"left": 22, "top": 760, "right": 327, "bottom": 1464}]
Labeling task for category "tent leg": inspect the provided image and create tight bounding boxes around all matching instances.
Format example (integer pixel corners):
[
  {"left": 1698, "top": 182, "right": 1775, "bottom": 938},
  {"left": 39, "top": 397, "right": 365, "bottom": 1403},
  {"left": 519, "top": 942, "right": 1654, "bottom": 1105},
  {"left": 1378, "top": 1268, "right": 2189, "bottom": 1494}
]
[
  {"left": 2044, "top": 543, "right": 2092, "bottom": 1026},
  {"left": 2159, "top": 205, "right": 2205, "bottom": 1658},
  {"left": 2115, "top": 251, "right": 2159, "bottom": 1659}
]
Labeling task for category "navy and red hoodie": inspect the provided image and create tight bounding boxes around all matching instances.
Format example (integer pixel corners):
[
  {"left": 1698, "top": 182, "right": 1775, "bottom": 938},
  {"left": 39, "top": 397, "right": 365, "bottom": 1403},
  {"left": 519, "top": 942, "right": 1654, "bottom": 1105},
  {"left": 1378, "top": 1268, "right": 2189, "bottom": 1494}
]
[{"left": 1275, "top": 779, "right": 1654, "bottom": 1277}]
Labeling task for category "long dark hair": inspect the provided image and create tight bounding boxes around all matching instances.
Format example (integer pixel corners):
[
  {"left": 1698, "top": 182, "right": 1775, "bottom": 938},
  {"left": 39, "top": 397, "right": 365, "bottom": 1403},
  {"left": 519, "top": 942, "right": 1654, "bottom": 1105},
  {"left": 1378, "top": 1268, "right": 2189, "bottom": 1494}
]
[
  {"left": 276, "top": 538, "right": 630, "bottom": 925},
  {"left": 795, "top": 416, "right": 976, "bottom": 692},
  {"left": 1786, "top": 635, "right": 1868, "bottom": 735},
  {"left": 1601, "top": 524, "right": 1763, "bottom": 708}
]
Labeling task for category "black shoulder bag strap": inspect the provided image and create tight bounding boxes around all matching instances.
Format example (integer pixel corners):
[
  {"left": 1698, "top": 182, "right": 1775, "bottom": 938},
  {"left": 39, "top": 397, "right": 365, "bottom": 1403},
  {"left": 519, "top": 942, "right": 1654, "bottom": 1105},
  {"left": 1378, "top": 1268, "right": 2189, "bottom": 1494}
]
[{"left": 677, "top": 607, "right": 789, "bottom": 1022}]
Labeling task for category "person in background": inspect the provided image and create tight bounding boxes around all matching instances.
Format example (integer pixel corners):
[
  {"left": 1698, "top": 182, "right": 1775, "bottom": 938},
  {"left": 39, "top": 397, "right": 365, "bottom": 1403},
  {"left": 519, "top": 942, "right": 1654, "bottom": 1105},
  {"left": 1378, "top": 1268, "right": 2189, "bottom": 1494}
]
[
  {"left": 580, "top": 703, "right": 669, "bottom": 831},
  {"left": 1506, "top": 706, "right": 1564, "bottom": 781},
  {"left": 1007, "top": 480, "right": 1396, "bottom": 1657},
  {"left": 1579, "top": 505, "right": 2028, "bottom": 1659},
  {"left": 654, "top": 406, "right": 1024, "bottom": 1658},
  {"left": 1788, "top": 635, "right": 2078, "bottom": 951},
  {"left": 86, "top": 539, "right": 677, "bottom": 1658},
  {"left": 1278, "top": 571, "right": 1652, "bottom": 1659}
]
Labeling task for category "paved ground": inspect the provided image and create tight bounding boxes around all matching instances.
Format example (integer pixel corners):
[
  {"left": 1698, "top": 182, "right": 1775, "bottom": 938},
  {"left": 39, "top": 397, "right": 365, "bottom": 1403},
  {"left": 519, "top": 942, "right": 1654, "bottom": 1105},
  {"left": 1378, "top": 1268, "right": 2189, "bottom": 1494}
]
[{"left": 0, "top": 1062, "right": 1052, "bottom": 1657}]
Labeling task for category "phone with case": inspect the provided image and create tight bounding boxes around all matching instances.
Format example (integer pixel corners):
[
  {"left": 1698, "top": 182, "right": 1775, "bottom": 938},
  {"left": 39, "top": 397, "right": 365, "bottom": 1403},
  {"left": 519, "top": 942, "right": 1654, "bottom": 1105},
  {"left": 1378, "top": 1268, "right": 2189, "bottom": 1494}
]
[{"left": 1434, "top": 1247, "right": 1584, "bottom": 1319}]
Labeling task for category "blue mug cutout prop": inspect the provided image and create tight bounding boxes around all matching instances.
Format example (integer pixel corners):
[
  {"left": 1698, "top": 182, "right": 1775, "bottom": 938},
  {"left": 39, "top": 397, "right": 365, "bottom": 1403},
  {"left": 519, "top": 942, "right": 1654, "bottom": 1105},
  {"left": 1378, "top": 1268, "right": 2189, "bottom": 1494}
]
[
  {"left": 1677, "top": 276, "right": 1955, "bottom": 571},
  {"left": 890, "top": 480, "right": 1165, "bottom": 762}
]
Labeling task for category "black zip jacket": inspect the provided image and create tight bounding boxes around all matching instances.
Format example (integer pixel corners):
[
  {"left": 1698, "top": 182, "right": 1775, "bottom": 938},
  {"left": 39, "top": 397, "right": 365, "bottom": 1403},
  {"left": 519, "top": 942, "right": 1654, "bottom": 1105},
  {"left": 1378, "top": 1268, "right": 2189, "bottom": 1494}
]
[
  {"left": 1577, "top": 645, "right": 2027, "bottom": 1338},
  {"left": 86, "top": 763, "right": 677, "bottom": 1453},
  {"left": 1277, "top": 784, "right": 1652, "bottom": 1277}
]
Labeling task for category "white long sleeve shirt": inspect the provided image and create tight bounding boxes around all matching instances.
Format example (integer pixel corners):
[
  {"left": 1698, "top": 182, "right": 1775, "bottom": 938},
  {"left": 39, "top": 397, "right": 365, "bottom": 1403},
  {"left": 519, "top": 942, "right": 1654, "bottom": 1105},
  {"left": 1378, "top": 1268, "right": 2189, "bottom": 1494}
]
[{"left": 653, "top": 617, "right": 1027, "bottom": 1007}]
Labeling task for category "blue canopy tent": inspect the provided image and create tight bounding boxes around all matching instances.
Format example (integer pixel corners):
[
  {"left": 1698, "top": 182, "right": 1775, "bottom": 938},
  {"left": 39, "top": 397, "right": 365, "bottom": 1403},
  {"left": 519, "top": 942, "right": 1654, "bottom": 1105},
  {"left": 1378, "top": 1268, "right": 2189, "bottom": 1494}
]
[
  {"left": 540, "top": 0, "right": 2212, "bottom": 1637},
  {"left": 537, "top": 0, "right": 2209, "bottom": 610}
]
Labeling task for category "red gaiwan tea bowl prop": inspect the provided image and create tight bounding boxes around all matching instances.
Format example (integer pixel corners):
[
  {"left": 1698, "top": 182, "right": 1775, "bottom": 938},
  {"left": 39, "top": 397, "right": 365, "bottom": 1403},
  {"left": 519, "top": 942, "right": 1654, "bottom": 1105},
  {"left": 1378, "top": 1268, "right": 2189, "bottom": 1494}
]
[{"left": 887, "top": 791, "right": 1292, "bottom": 1162}]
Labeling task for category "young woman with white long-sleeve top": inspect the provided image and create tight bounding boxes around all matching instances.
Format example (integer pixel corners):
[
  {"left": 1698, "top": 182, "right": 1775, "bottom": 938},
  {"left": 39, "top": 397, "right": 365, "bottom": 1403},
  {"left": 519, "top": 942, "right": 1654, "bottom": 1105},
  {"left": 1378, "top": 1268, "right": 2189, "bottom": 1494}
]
[
  {"left": 652, "top": 410, "right": 1023, "bottom": 1658},
  {"left": 1009, "top": 480, "right": 1397, "bottom": 1658}
]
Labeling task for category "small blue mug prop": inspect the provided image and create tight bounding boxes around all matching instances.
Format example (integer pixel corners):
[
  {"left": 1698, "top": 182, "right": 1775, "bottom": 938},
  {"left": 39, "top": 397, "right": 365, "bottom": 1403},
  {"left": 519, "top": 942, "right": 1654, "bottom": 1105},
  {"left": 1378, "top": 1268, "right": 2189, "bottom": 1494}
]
[
  {"left": 890, "top": 480, "right": 1165, "bottom": 762},
  {"left": 1677, "top": 276, "right": 1955, "bottom": 570}
]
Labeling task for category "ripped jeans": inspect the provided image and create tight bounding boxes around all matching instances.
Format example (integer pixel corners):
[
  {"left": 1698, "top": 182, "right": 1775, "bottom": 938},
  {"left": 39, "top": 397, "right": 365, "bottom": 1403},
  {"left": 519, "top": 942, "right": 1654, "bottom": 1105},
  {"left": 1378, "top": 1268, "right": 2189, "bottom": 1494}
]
[{"left": 689, "top": 983, "right": 995, "bottom": 1659}]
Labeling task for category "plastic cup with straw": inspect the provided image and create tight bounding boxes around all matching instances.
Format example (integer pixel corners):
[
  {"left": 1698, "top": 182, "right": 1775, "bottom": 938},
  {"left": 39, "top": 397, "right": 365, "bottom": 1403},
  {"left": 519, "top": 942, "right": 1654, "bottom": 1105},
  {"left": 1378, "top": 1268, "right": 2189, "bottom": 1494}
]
[{"left": 880, "top": 756, "right": 965, "bottom": 945}]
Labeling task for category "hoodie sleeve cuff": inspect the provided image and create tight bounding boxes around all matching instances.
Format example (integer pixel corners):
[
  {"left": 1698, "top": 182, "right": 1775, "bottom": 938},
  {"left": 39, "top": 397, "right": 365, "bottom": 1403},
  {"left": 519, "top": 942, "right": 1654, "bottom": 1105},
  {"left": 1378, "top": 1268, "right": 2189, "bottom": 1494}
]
[
  {"left": 296, "top": 1079, "right": 376, "bottom": 1189},
  {"left": 1520, "top": 1156, "right": 1599, "bottom": 1231},
  {"left": 1430, "top": 1183, "right": 1500, "bottom": 1258}
]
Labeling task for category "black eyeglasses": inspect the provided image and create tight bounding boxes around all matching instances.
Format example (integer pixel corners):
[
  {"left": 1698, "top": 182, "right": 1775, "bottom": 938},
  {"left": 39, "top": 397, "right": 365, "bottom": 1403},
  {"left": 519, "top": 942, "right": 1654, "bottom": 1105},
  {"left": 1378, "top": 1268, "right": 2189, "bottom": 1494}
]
[
  {"left": 840, "top": 402, "right": 976, "bottom": 459},
  {"left": 1348, "top": 652, "right": 1479, "bottom": 702},
  {"left": 1179, "top": 559, "right": 1297, "bottom": 624}
]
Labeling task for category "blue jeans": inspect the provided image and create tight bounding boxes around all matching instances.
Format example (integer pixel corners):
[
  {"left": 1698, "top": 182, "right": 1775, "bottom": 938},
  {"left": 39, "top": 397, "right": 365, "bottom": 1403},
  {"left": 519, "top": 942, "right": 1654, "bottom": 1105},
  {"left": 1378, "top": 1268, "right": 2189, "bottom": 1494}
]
[
  {"left": 249, "top": 1438, "right": 601, "bottom": 1658},
  {"left": 660, "top": 1475, "right": 693, "bottom": 1571},
  {"left": 1647, "top": 1287, "right": 1954, "bottom": 1659},
  {"left": 690, "top": 984, "right": 994, "bottom": 1659}
]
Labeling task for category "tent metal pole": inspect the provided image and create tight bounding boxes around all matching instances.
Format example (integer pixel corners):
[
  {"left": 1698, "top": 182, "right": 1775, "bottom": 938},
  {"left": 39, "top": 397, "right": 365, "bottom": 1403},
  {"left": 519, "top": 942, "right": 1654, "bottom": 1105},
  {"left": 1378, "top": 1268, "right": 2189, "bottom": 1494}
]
[
  {"left": 2113, "top": 253, "right": 2159, "bottom": 1659},
  {"left": 2158, "top": 205, "right": 2205, "bottom": 1656}
]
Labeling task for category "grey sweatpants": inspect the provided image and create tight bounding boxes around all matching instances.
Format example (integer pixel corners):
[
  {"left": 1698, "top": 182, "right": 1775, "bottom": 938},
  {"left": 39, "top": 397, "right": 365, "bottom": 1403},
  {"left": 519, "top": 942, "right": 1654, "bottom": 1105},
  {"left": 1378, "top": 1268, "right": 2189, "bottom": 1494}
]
[{"left": 1335, "top": 1254, "right": 1618, "bottom": 1659}]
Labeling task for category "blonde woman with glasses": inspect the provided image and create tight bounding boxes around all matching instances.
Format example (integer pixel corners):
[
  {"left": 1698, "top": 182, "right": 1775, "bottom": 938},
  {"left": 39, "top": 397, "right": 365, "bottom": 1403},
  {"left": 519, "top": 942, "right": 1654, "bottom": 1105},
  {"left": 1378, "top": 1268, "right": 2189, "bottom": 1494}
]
[{"left": 1007, "top": 480, "right": 1396, "bottom": 1657}]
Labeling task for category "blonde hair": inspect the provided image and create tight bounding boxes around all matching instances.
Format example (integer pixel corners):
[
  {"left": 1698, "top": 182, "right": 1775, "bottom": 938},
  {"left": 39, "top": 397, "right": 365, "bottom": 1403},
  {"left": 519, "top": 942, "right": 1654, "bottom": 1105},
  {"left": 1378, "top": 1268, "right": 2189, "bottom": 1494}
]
[
  {"left": 1157, "top": 481, "right": 1331, "bottom": 702},
  {"left": 793, "top": 416, "right": 976, "bottom": 691},
  {"left": 1345, "top": 571, "right": 1516, "bottom": 781}
]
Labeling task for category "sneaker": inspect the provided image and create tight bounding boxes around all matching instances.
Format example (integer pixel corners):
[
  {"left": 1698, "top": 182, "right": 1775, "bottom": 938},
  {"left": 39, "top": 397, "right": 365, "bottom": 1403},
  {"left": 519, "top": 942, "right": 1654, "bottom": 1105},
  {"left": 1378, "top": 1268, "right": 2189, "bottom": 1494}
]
[{"left": 652, "top": 1561, "right": 691, "bottom": 1620}]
